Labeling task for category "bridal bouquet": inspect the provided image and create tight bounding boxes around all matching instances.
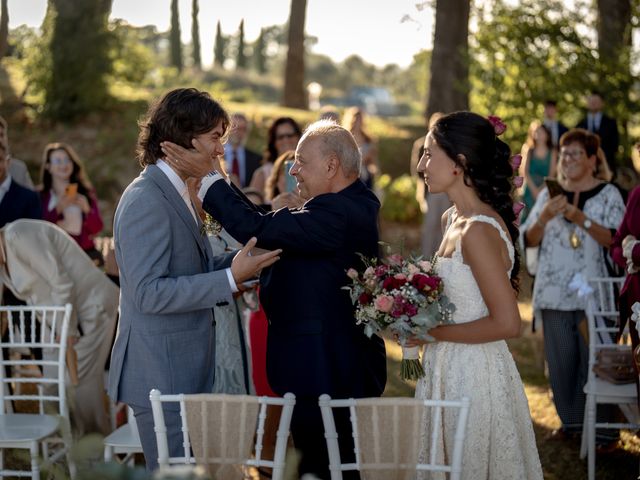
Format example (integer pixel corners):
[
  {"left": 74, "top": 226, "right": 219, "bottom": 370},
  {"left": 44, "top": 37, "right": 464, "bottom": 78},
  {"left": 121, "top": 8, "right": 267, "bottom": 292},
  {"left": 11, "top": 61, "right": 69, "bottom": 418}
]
[{"left": 343, "top": 254, "right": 455, "bottom": 381}]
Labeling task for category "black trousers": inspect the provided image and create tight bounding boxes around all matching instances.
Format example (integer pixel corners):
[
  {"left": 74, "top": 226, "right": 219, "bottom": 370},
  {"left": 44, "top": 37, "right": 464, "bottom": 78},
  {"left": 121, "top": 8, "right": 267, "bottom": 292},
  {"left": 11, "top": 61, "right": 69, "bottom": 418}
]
[{"left": 290, "top": 397, "right": 360, "bottom": 480}]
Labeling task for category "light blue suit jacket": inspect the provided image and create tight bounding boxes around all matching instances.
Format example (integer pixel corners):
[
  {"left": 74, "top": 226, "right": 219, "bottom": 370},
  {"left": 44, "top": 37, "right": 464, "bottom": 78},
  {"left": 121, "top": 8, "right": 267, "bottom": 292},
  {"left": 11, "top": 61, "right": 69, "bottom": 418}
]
[{"left": 108, "top": 164, "right": 235, "bottom": 408}]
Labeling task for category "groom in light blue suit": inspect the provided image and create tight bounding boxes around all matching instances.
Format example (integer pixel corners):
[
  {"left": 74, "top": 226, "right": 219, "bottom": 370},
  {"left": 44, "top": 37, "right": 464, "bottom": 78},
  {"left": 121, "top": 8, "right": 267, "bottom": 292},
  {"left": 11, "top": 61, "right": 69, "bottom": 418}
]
[{"left": 108, "top": 88, "right": 281, "bottom": 470}]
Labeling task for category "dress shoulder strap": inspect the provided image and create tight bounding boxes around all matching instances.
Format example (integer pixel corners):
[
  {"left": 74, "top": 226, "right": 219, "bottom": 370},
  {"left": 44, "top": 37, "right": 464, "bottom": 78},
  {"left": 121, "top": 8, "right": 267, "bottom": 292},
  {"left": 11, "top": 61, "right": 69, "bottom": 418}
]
[{"left": 467, "top": 215, "right": 515, "bottom": 272}]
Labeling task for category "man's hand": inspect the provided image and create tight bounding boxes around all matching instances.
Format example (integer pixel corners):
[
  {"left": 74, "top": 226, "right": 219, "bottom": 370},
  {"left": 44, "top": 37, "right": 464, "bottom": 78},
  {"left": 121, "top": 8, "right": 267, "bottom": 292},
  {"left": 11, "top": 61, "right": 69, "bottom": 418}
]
[
  {"left": 160, "top": 138, "right": 223, "bottom": 179},
  {"left": 231, "top": 237, "right": 281, "bottom": 284}
]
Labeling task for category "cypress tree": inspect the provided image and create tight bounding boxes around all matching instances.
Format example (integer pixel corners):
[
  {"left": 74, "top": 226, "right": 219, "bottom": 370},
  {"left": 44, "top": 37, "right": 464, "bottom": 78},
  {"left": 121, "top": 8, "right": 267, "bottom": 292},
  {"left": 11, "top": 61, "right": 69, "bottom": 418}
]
[
  {"left": 253, "top": 28, "right": 266, "bottom": 74},
  {"left": 235, "top": 19, "right": 246, "bottom": 70},
  {"left": 214, "top": 20, "right": 225, "bottom": 68},
  {"left": 191, "top": 0, "right": 201, "bottom": 69},
  {"left": 170, "top": 0, "right": 182, "bottom": 71}
]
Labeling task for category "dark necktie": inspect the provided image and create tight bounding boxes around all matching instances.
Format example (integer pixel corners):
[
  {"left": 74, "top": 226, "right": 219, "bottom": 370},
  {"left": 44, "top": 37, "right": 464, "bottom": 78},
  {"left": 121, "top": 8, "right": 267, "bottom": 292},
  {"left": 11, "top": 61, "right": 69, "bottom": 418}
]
[{"left": 231, "top": 149, "right": 240, "bottom": 183}]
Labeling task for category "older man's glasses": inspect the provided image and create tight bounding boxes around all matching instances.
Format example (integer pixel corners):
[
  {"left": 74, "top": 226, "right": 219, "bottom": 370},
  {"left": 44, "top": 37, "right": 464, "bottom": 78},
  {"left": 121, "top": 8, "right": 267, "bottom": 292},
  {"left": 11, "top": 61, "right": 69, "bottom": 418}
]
[{"left": 559, "top": 148, "right": 585, "bottom": 160}]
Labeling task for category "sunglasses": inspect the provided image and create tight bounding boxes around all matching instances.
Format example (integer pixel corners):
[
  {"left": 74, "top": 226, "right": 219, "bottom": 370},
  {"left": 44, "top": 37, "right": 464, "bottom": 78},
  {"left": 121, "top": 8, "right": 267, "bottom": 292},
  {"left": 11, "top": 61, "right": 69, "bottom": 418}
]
[{"left": 276, "top": 133, "right": 298, "bottom": 141}]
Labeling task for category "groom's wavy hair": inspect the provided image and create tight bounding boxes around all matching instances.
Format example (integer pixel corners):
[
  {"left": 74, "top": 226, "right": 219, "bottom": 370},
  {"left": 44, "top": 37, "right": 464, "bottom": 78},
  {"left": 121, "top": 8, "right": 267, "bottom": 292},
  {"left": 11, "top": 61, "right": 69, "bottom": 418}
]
[
  {"left": 430, "top": 111, "right": 521, "bottom": 292},
  {"left": 136, "top": 88, "right": 230, "bottom": 167}
]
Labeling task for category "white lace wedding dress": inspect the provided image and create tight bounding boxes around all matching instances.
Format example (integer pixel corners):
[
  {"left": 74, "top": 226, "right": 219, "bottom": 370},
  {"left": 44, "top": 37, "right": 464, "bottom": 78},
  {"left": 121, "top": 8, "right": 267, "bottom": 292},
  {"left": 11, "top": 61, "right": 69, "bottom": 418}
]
[{"left": 415, "top": 215, "right": 543, "bottom": 479}]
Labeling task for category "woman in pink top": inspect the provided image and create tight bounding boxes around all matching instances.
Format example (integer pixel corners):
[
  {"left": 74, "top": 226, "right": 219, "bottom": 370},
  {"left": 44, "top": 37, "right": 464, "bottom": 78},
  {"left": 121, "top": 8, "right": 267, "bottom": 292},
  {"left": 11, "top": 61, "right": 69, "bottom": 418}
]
[{"left": 39, "top": 142, "right": 104, "bottom": 265}]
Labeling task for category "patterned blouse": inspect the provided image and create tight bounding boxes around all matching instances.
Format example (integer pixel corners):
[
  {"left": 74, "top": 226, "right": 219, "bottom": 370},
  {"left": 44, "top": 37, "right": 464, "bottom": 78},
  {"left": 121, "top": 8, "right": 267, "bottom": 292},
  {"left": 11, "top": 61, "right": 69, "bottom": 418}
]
[{"left": 522, "top": 183, "right": 625, "bottom": 312}]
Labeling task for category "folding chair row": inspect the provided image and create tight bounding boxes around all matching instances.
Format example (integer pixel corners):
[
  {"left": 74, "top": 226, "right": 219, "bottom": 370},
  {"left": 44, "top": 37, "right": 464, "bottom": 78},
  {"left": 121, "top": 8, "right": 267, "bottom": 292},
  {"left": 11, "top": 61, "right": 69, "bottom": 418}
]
[
  {"left": 0, "top": 304, "right": 75, "bottom": 480},
  {"left": 149, "top": 390, "right": 471, "bottom": 480}
]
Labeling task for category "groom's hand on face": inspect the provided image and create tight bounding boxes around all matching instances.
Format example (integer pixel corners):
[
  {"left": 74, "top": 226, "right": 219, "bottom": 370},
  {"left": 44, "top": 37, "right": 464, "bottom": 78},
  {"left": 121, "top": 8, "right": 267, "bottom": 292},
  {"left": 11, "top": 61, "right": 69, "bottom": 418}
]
[
  {"left": 161, "top": 139, "right": 222, "bottom": 179},
  {"left": 231, "top": 237, "right": 282, "bottom": 284}
]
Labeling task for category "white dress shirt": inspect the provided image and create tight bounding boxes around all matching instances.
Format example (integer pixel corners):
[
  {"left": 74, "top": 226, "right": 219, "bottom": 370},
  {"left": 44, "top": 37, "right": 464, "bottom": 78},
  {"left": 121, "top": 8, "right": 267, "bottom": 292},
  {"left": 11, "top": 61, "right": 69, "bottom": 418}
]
[
  {"left": 224, "top": 144, "right": 247, "bottom": 186},
  {"left": 156, "top": 160, "right": 237, "bottom": 292}
]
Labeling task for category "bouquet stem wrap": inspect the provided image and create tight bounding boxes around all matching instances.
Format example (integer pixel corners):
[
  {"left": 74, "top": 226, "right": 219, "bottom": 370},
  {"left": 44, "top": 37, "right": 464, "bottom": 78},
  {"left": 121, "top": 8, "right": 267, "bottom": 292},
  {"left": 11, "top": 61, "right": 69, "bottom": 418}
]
[{"left": 401, "top": 345, "right": 425, "bottom": 381}]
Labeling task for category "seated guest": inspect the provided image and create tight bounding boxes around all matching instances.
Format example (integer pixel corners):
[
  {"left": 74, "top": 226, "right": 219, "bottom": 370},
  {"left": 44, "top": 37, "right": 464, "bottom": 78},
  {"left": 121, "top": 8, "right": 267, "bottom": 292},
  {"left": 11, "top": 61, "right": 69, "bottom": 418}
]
[
  {"left": 39, "top": 142, "right": 104, "bottom": 265},
  {"left": 0, "top": 115, "right": 35, "bottom": 190},
  {"left": 265, "top": 150, "right": 305, "bottom": 210},
  {"left": 223, "top": 113, "right": 262, "bottom": 188},
  {"left": 249, "top": 117, "right": 302, "bottom": 196},
  {"left": 0, "top": 137, "right": 41, "bottom": 227},
  {"left": 0, "top": 219, "right": 119, "bottom": 436}
]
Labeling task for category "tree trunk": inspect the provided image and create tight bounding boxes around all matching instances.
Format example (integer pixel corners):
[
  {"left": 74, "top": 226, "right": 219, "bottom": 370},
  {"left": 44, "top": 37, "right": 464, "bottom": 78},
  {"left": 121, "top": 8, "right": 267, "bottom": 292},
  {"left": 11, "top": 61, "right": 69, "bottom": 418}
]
[
  {"left": 597, "top": 0, "right": 631, "bottom": 59},
  {"left": 283, "top": 0, "right": 307, "bottom": 109},
  {"left": 0, "top": 0, "right": 8, "bottom": 58},
  {"left": 596, "top": 0, "right": 632, "bottom": 167},
  {"left": 426, "top": 0, "right": 470, "bottom": 116},
  {"left": 191, "top": 0, "right": 201, "bottom": 70}
]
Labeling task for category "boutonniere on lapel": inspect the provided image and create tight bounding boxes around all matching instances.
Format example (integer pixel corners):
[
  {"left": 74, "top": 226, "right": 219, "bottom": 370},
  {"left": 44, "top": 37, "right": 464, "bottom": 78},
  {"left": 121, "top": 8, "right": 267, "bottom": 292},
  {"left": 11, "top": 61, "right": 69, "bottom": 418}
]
[{"left": 200, "top": 212, "right": 222, "bottom": 236}]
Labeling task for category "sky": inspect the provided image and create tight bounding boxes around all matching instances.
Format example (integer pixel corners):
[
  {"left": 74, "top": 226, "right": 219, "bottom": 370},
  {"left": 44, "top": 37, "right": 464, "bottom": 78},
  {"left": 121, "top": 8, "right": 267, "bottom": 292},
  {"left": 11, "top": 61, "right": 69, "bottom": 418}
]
[{"left": 8, "top": 0, "right": 436, "bottom": 68}]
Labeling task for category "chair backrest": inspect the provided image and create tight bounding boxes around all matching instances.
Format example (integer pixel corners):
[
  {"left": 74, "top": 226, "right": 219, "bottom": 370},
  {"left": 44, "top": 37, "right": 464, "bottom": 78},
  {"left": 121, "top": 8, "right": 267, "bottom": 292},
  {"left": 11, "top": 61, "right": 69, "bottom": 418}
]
[
  {"left": 585, "top": 277, "right": 626, "bottom": 381},
  {"left": 149, "top": 389, "right": 295, "bottom": 480},
  {"left": 319, "top": 394, "right": 471, "bottom": 480},
  {"left": 0, "top": 304, "right": 72, "bottom": 416}
]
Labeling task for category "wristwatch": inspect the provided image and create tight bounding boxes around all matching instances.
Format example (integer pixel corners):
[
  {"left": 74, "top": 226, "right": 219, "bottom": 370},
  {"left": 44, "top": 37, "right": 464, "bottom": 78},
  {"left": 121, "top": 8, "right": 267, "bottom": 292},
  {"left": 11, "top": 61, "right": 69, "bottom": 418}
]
[{"left": 582, "top": 217, "right": 593, "bottom": 230}]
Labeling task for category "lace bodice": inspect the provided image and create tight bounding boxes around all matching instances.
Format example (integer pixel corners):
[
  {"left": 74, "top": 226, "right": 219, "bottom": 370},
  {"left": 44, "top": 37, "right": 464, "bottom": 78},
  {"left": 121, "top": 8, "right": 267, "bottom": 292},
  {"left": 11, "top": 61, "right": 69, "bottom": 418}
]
[{"left": 436, "top": 215, "right": 514, "bottom": 324}]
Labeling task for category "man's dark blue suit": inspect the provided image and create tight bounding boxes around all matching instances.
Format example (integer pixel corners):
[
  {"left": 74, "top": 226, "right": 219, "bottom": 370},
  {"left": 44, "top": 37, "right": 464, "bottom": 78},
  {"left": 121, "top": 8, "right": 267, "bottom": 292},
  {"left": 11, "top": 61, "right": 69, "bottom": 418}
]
[
  {"left": 203, "top": 178, "right": 387, "bottom": 479},
  {"left": 0, "top": 179, "right": 41, "bottom": 227}
]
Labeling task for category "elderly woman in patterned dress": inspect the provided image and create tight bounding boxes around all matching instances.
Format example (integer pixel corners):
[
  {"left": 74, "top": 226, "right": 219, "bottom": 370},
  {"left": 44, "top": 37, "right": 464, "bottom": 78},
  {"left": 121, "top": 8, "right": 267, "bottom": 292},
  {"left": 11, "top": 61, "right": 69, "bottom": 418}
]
[{"left": 522, "top": 128, "right": 625, "bottom": 443}]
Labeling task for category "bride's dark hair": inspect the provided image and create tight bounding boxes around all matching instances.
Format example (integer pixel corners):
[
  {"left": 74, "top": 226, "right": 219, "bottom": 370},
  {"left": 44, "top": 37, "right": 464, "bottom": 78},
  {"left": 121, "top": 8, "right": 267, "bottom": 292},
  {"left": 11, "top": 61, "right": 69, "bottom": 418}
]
[{"left": 431, "top": 111, "right": 520, "bottom": 292}]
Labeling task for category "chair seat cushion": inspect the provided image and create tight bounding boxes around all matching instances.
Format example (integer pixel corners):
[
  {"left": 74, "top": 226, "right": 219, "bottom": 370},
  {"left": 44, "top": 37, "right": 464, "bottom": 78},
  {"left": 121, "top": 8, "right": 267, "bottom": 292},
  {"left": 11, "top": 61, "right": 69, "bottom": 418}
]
[
  {"left": 583, "top": 377, "right": 637, "bottom": 399},
  {"left": 0, "top": 414, "right": 60, "bottom": 443},
  {"left": 104, "top": 424, "right": 142, "bottom": 449}
]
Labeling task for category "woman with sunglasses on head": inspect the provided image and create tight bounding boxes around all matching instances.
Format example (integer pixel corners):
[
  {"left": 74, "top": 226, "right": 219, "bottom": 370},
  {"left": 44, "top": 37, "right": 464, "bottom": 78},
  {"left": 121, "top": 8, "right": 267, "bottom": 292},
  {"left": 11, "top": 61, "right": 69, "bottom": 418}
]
[
  {"left": 39, "top": 142, "right": 104, "bottom": 265},
  {"left": 249, "top": 117, "right": 302, "bottom": 199},
  {"left": 522, "top": 128, "right": 625, "bottom": 445}
]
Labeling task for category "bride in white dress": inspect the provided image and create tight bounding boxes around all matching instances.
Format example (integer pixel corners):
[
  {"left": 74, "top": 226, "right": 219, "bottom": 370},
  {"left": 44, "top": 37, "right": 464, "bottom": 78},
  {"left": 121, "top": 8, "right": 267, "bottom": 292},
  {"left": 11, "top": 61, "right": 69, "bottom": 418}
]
[{"left": 410, "top": 112, "right": 543, "bottom": 479}]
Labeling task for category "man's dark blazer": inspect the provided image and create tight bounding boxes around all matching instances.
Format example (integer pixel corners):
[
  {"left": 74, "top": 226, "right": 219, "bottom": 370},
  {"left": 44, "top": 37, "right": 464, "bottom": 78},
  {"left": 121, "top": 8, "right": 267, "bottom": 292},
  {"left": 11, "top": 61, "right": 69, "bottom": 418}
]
[
  {"left": 243, "top": 147, "right": 262, "bottom": 187},
  {"left": 204, "top": 178, "right": 387, "bottom": 478},
  {"left": 0, "top": 179, "right": 42, "bottom": 227},
  {"left": 576, "top": 113, "right": 619, "bottom": 172},
  {"left": 203, "top": 178, "right": 387, "bottom": 398}
]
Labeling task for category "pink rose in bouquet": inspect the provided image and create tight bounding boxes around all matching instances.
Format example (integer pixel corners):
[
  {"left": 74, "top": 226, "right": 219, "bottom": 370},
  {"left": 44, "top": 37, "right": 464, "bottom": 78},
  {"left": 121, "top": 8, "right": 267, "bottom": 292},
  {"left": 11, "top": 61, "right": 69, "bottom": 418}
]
[{"left": 343, "top": 253, "right": 455, "bottom": 380}]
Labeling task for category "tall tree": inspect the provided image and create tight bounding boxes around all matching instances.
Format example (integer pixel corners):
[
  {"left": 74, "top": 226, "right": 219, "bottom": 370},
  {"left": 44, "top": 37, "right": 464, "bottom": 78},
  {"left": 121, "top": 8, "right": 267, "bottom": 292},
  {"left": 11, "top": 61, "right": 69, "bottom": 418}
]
[
  {"left": 45, "top": 0, "right": 113, "bottom": 121},
  {"left": 426, "top": 0, "right": 470, "bottom": 116},
  {"left": 170, "top": 0, "right": 182, "bottom": 71},
  {"left": 235, "top": 19, "right": 247, "bottom": 70},
  {"left": 191, "top": 0, "right": 201, "bottom": 70},
  {"left": 283, "top": 0, "right": 307, "bottom": 109},
  {"left": 0, "top": 0, "right": 8, "bottom": 58},
  {"left": 596, "top": 0, "right": 632, "bottom": 164},
  {"left": 253, "top": 28, "right": 267, "bottom": 74},
  {"left": 213, "top": 20, "right": 226, "bottom": 68}
]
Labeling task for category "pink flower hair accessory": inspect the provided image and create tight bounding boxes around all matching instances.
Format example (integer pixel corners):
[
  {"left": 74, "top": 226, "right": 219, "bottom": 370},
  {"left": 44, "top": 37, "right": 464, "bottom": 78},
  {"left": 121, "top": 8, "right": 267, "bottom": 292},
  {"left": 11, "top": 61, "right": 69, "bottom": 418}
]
[
  {"left": 510, "top": 154, "right": 522, "bottom": 171},
  {"left": 488, "top": 115, "right": 507, "bottom": 136}
]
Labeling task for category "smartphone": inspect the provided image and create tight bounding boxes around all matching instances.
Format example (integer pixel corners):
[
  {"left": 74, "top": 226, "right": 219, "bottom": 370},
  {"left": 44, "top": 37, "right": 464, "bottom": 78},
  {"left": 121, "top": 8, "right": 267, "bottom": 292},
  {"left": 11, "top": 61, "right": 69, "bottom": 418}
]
[
  {"left": 544, "top": 177, "right": 564, "bottom": 198},
  {"left": 65, "top": 183, "right": 78, "bottom": 198},
  {"left": 284, "top": 160, "right": 297, "bottom": 193}
]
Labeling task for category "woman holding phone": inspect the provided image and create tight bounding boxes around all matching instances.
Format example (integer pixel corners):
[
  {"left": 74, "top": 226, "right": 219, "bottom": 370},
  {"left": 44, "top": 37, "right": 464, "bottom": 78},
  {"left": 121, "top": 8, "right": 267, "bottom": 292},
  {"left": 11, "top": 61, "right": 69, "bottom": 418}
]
[
  {"left": 521, "top": 128, "right": 624, "bottom": 444},
  {"left": 39, "top": 142, "right": 104, "bottom": 264},
  {"left": 265, "top": 150, "right": 305, "bottom": 210}
]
